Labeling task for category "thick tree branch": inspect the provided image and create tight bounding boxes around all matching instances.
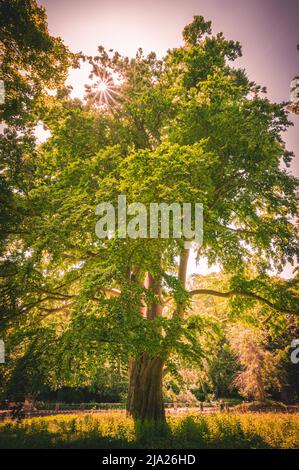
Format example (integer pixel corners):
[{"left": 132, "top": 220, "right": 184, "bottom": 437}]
[
  {"left": 32, "top": 287, "right": 75, "bottom": 299},
  {"left": 144, "top": 272, "right": 163, "bottom": 320},
  {"left": 174, "top": 248, "right": 190, "bottom": 319},
  {"left": 189, "top": 288, "right": 298, "bottom": 315},
  {"left": 20, "top": 295, "right": 73, "bottom": 313},
  {"left": 216, "top": 223, "right": 256, "bottom": 235},
  {"left": 101, "top": 288, "right": 121, "bottom": 298},
  {"left": 39, "top": 302, "right": 74, "bottom": 315}
]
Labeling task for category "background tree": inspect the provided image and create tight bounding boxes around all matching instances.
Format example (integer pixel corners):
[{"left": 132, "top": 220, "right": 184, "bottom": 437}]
[
  {"left": 0, "top": 0, "right": 78, "bottom": 125},
  {"left": 0, "top": 0, "right": 78, "bottom": 245},
  {"left": 0, "top": 0, "right": 78, "bottom": 399},
  {"left": 228, "top": 324, "right": 282, "bottom": 402}
]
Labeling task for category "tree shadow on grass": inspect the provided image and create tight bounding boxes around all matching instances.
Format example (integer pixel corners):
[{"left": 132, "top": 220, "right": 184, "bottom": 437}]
[
  {"left": 133, "top": 418, "right": 172, "bottom": 448},
  {"left": 0, "top": 429, "right": 132, "bottom": 449},
  {"left": 167, "top": 415, "right": 271, "bottom": 449}
]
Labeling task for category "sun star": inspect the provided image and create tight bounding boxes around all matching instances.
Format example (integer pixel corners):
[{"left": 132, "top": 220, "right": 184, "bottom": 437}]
[
  {"left": 89, "top": 74, "right": 122, "bottom": 106},
  {"left": 98, "top": 80, "right": 108, "bottom": 92}
]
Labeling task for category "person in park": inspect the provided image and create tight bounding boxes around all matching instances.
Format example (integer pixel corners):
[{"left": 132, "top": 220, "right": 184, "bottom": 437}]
[
  {"left": 11, "top": 402, "right": 25, "bottom": 421},
  {"left": 1, "top": 6, "right": 298, "bottom": 423}
]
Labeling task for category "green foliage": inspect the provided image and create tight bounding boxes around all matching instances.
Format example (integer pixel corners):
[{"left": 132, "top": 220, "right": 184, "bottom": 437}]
[
  {"left": 1, "top": 12, "right": 298, "bottom": 403},
  {"left": 0, "top": 0, "right": 78, "bottom": 125},
  {"left": 228, "top": 324, "right": 283, "bottom": 401}
]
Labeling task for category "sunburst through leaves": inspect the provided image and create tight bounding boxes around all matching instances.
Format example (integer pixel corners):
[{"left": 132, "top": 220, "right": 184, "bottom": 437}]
[{"left": 85, "top": 72, "right": 121, "bottom": 107}]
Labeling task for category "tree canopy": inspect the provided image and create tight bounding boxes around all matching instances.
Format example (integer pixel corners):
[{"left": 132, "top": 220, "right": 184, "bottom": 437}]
[{"left": 0, "top": 11, "right": 298, "bottom": 420}]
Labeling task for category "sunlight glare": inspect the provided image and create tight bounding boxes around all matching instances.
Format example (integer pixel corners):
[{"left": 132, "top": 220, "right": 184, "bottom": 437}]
[{"left": 98, "top": 81, "right": 108, "bottom": 92}]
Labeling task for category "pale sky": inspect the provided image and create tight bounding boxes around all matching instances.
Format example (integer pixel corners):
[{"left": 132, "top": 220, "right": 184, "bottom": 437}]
[{"left": 38, "top": 0, "right": 299, "bottom": 277}]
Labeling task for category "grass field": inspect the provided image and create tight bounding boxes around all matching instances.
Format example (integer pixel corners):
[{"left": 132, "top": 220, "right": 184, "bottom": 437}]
[{"left": 0, "top": 412, "right": 299, "bottom": 448}]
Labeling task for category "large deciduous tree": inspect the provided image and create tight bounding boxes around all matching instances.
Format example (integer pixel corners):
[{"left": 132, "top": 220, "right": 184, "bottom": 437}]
[{"left": 1, "top": 16, "right": 299, "bottom": 421}]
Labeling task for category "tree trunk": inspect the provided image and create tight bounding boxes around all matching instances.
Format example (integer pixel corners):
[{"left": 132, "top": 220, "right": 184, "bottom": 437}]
[
  {"left": 126, "top": 270, "right": 165, "bottom": 421},
  {"left": 177, "top": 248, "right": 189, "bottom": 317},
  {"left": 126, "top": 353, "right": 165, "bottom": 421}
]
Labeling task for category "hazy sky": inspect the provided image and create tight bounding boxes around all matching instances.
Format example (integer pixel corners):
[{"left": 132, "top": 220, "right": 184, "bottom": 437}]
[{"left": 38, "top": 0, "right": 298, "bottom": 276}]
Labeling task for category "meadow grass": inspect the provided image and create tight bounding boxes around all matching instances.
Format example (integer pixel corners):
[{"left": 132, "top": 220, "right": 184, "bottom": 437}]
[{"left": 0, "top": 412, "right": 298, "bottom": 449}]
